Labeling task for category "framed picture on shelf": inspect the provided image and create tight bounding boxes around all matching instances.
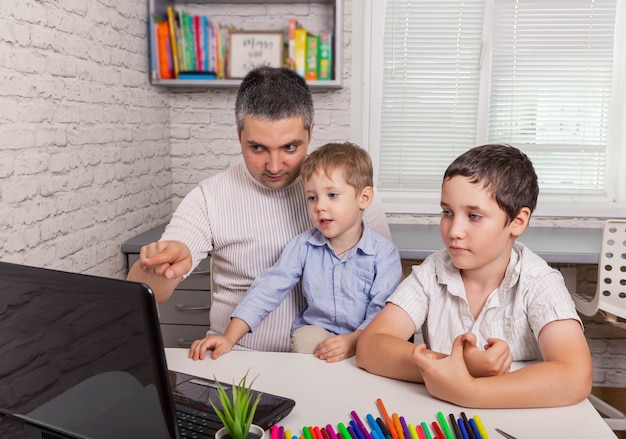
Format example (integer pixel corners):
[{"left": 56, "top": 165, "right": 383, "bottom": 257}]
[{"left": 228, "top": 31, "right": 284, "bottom": 78}]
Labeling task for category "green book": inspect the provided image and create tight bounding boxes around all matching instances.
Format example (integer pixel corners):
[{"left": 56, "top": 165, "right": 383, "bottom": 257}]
[{"left": 318, "top": 31, "right": 333, "bottom": 80}]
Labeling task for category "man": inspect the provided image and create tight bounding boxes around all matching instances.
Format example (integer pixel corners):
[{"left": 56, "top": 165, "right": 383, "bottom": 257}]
[{"left": 128, "top": 67, "right": 390, "bottom": 352}]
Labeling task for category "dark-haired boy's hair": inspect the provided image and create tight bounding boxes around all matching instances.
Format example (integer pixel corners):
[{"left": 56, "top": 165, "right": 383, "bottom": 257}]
[
  {"left": 301, "top": 142, "right": 373, "bottom": 193},
  {"left": 235, "top": 67, "right": 314, "bottom": 134},
  {"left": 443, "top": 144, "right": 539, "bottom": 223}
]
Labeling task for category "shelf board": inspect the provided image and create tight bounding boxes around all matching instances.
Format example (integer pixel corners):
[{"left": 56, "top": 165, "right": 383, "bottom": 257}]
[{"left": 151, "top": 78, "right": 343, "bottom": 89}]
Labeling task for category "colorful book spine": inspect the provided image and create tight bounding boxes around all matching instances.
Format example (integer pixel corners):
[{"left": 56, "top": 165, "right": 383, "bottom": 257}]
[
  {"left": 166, "top": 7, "right": 180, "bottom": 77},
  {"left": 150, "top": 14, "right": 158, "bottom": 80},
  {"left": 305, "top": 33, "right": 319, "bottom": 80},
  {"left": 294, "top": 28, "right": 307, "bottom": 78},
  {"left": 156, "top": 20, "right": 174, "bottom": 79},
  {"left": 287, "top": 19, "right": 301, "bottom": 71},
  {"left": 318, "top": 31, "right": 333, "bottom": 80}
]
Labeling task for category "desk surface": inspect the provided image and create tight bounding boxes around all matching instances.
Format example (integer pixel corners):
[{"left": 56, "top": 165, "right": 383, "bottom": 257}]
[
  {"left": 164, "top": 349, "right": 616, "bottom": 439},
  {"left": 123, "top": 223, "right": 602, "bottom": 265}
]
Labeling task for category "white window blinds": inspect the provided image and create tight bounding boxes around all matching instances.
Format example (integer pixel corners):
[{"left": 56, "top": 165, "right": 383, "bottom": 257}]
[{"left": 378, "top": 0, "right": 618, "bottom": 198}]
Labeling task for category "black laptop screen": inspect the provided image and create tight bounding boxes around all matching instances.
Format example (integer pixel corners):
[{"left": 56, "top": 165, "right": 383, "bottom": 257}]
[{"left": 0, "top": 261, "right": 175, "bottom": 438}]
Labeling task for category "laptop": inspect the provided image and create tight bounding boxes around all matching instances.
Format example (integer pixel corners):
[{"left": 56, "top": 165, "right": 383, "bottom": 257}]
[{"left": 0, "top": 261, "right": 295, "bottom": 439}]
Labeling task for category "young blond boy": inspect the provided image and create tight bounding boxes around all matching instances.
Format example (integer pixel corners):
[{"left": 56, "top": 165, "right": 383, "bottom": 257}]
[
  {"left": 190, "top": 142, "right": 402, "bottom": 362},
  {"left": 356, "top": 144, "right": 592, "bottom": 407}
]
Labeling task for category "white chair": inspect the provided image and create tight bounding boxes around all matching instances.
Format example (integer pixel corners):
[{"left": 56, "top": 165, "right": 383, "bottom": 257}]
[{"left": 572, "top": 219, "right": 626, "bottom": 431}]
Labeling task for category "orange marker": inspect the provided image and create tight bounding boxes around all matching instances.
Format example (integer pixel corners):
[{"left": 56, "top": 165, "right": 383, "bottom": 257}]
[
  {"left": 376, "top": 398, "right": 398, "bottom": 439},
  {"left": 392, "top": 414, "right": 405, "bottom": 439}
]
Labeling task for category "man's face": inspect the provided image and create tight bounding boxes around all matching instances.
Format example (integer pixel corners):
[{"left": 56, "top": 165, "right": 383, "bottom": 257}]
[{"left": 238, "top": 116, "right": 312, "bottom": 190}]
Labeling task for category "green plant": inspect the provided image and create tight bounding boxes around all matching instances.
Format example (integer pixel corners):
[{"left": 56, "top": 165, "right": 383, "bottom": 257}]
[{"left": 210, "top": 371, "right": 263, "bottom": 439}]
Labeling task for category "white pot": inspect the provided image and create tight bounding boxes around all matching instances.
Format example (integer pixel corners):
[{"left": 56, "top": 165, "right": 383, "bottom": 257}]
[{"left": 215, "top": 424, "right": 265, "bottom": 439}]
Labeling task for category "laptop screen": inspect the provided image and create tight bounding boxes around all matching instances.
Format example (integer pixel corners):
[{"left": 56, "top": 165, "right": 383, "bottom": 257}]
[{"left": 0, "top": 261, "right": 175, "bottom": 438}]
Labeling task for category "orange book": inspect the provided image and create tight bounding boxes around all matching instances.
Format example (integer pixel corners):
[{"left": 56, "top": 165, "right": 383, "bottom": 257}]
[{"left": 156, "top": 21, "right": 173, "bottom": 79}]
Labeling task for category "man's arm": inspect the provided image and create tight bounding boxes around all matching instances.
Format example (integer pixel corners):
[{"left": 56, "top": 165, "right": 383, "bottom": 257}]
[
  {"left": 126, "top": 240, "right": 192, "bottom": 304},
  {"left": 412, "top": 319, "right": 592, "bottom": 408}
]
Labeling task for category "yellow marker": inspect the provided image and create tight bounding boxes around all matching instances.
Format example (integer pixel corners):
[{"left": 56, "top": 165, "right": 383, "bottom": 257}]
[
  {"left": 473, "top": 415, "right": 489, "bottom": 439},
  {"left": 285, "top": 430, "right": 292, "bottom": 439},
  {"left": 408, "top": 423, "right": 419, "bottom": 439}
]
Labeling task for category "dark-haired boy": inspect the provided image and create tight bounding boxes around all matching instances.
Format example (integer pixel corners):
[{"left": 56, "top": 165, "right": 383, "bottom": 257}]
[{"left": 357, "top": 144, "right": 592, "bottom": 408}]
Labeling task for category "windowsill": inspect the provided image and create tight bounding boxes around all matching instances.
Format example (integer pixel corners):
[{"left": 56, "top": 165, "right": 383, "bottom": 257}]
[
  {"left": 379, "top": 192, "right": 626, "bottom": 219},
  {"left": 389, "top": 223, "right": 602, "bottom": 264}
]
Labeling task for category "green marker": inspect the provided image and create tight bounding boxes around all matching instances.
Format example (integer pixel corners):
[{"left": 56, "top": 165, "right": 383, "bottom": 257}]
[
  {"left": 338, "top": 422, "right": 352, "bottom": 439},
  {"left": 303, "top": 426, "right": 313, "bottom": 439},
  {"left": 436, "top": 412, "right": 454, "bottom": 439},
  {"left": 420, "top": 422, "right": 433, "bottom": 439}
]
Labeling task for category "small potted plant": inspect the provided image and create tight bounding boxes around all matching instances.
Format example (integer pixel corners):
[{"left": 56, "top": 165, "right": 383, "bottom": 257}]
[{"left": 211, "top": 371, "right": 264, "bottom": 439}]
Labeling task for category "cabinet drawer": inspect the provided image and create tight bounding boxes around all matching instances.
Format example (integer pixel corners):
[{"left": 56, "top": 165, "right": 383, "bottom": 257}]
[
  {"left": 126, "top": 254, "right": 211, "bottom": 291},
  {"left": 160, "top": 324, "right": 210, "bottom": 349},
  {"left": 158, "top": 289, "right": 210, "bottom": 325}
]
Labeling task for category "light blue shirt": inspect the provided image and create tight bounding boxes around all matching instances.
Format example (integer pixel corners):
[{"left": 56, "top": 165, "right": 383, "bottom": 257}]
[{"left": 232, "top": 226, "right": 402, "bottom": 335}]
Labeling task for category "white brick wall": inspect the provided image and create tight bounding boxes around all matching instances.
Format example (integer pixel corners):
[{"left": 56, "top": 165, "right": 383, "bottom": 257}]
[
  {"left": 1, "top": 0, "right": 624, "bottom": 387},
  {"left": 0, "top": 1, "right": 171, "bottom": 278}
]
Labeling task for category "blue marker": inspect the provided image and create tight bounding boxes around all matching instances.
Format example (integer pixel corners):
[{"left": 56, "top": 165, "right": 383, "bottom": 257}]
[
  {"left": 367, "top": 414, "right": 385, "bottom": 439},
  {"left": 468, "top": 419, "right": 482, "bottom": 439},
  {"left": 457, "top": 418, "right": 470, "bottom": 439}
]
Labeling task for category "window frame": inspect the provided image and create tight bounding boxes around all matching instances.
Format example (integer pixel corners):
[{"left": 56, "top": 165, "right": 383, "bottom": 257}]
[{"left": 357, "top": 0, "right": 626, "bottom": 218}]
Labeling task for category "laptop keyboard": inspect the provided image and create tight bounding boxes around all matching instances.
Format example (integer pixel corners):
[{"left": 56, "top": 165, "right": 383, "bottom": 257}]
[{"left": 176, "top": 404, "right": 223, "bottom": 438}]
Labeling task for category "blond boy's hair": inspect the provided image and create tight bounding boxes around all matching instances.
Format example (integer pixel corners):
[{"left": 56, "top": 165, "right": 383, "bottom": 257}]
[{"left": 300, "top": 142, "right": 373, "bottom": 193}]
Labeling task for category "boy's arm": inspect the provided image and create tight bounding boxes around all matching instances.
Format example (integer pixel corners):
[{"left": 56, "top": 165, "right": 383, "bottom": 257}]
[
  {"left": 356, "top": 303, "right": 427, "bottom": 382},
  {"left": 189, "top": 318, "right": 251, "bottom": 360},
  {"left": 413, "top": 318, "right": 592, "bottom": 408},
  {"left": 359, "top": 245, "right": 403, "bottom": 329}
]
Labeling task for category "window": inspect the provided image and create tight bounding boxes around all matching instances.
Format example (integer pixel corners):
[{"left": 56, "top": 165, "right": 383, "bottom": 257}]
[{"left": 363, "top": 0, "right": 626, "bottom": 216}]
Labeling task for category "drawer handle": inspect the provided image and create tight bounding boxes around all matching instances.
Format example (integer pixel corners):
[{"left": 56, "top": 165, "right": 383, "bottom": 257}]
[
  {"left": 175, "top": 304, "right": 210, "bottom": 312},
  {"left": 176, "top": 339, "right": 194, "bottom": 348}
]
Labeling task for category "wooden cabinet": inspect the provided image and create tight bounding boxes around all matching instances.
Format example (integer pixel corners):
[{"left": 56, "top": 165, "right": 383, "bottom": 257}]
[
  {"left": 148, "top": 0, "right": 343, "bottom": 89},
  {"left": 122, "top": 225, "right": 211, "bottom": 348}
]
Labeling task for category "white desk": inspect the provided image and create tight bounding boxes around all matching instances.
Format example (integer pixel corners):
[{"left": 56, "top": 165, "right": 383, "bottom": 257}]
[{"left": 165, "top": 349, "right": 616, "bottom": 439}]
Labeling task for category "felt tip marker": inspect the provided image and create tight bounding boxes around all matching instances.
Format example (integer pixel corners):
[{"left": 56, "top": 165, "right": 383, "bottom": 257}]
[
  {"left": 407, "top": 423, "right": 419, "bottom": 439},
  {"left": 473, "top": 416, "right": 488, "bottom": 439},
  {"left": 271, "top": 425, "right": 279, "bottom": 439},
  {"left": 459, "top": 413, "right": 475, "bottom": 439},
  {"left": 376, "top": 417, "right": 392, "bottom": 439},
  {"left": 431, "top": 421, "right": 445, "bottom": 439},
  {"left": 392, "top": 414, "right": 405, "bottom": 439},
  {"left": 339, "top": 423, "right": 352, "bottom": 439},
  {"left": 351, "top": 411, "right": 374, "bottom": 439},
  {"left": 303, "top": 426, "right": 313, "bottom": 439},
  {"left": 450, "top": 414, "right": 462, "bottom": 439},
  {"left": 347, "top": 425, "right": 359, "bottom": 439},
  {"left": 367, "top": 413, "right": 384, "bottom": 439},
  {"left": 468, "top": 419, "right": 481, "bottom": 439},
  {"left": 457, "top": 419, "right": 469, "bottom": 439},
  {"left": 350, "top": 420, "right": 366, "bottom": 439},
  {"left": 399, "top": 416, "right": 410, "bottom": 439},
  {"left": 326, "top": 425, "right": 339, "bottom": 439},
  {"left": 314, "top": 426, "right": 325, "bottom": 439},
  {"left": 436, "top": 412, "right": 454, "bottom": 439},
  {"left": 376, "top": 399, "right": 398, "bottom": 439},
  {"left": 420, "top": 423, "right": 432, "bottom": 439}
]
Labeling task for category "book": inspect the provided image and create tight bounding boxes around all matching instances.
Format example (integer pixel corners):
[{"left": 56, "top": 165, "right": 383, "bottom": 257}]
[
  {"left": 294, "top": 28, "right": 307, "bottom": 78},
  {"left": 156, "top": 20, "right": 174, "bottom": 79},
  {"left": 166, "top": 7, "right": 180, "bottom": 77},
  {"left": 318, "top": 31, "right": 333, "bottom": 80},
  {"left": 287, "top": 19, "right": 301, "bottom": 71},
  {"left": 305, "top": 33, "right": 319, "bottom": 80}
]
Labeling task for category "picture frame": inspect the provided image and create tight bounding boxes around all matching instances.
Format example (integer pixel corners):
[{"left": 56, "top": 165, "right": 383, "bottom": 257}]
[{"left": 228, "top": 31, "right": 284, "bottom": 79}]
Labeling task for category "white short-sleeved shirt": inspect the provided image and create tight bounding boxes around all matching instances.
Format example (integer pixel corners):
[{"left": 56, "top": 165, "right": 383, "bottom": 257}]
[
  {"left": 160, "top": 161, "right": 391, "bottom": 352},
  {"left": 388, "top": 242, "right": 582, "bottom": 360}
]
